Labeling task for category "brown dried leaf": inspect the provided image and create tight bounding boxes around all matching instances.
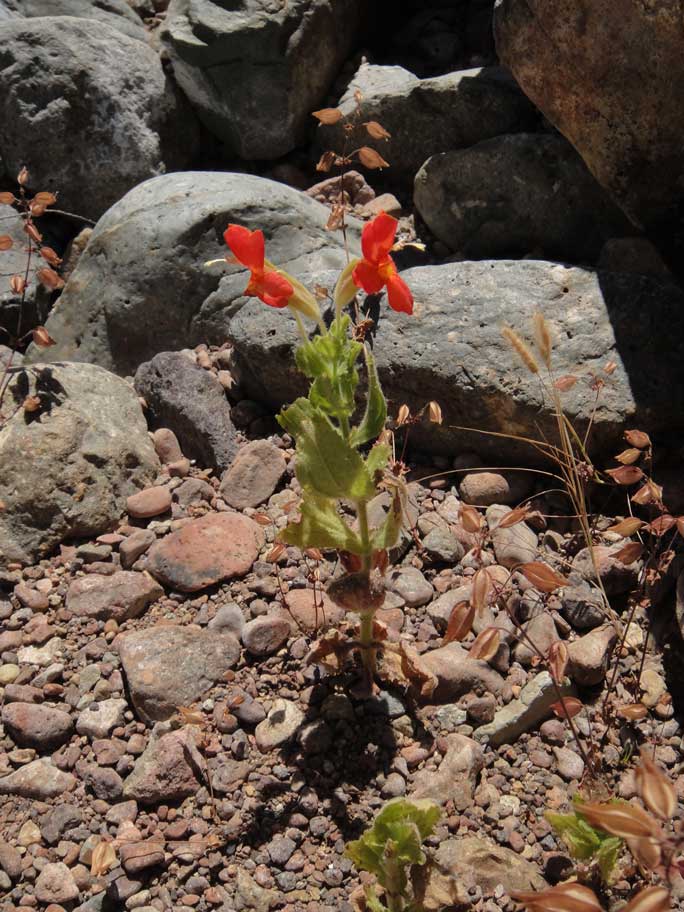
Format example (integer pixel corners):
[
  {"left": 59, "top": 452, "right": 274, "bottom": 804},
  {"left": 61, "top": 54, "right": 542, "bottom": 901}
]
[
  {"left": 603, "top": 360, "right": 617, "bottom": 375},
  {"left": 632, "top": 480, "right": 663, "bottom": 505},
  {"left": 607, "top": 517, "right": 644, "bottom": 537},
  {"left": 17, "top": 166, "right": 29, "bottom": 186},
  {"left": 580, "top": 801, "right": 659, "bottom": 840},
  {"left": 32, "top": 326, "right": 56, "bottom": 348},
  {"left": 304, "top": 547, "right": 323, "bottom": 562},
  {"left": 0, "top": 191, "right": 15, "bottom": 205},
  {"left": 497, "top": 506, "right": 530, "bottom": 529},
  {"left": 471, "top": 568, "right": 492, "bottom": 613},
  {"left": 306, "top": 629, "right": 349, "bottom": 673},
  {"left": 647, "top": 514, "right": 676, "bottom": 537},
  {"left": 0, "top": 235, "right": 13, "bottom": 250},
  {"left": 622, "top": 887, "right": 669, "bottom": 912},
  {"left": 316, "top": 150, "right": 337, "bottom": 173},
  {"left": 444, "top": 600, "right": 475, "bottom": 644},
  {"left": 325, "top": 204, "right": 345, "bottom": 232},
  {"left": 626, "top": 839, "right": 662, "bottom": 873},
  {"left": 554, "top": 374, "right": 578, "bottom": 391},
  {"left": 460, "top": 504, "right": 482, "bottom": 533},
  {"left": 624, "top": 429, "right": 651, "bottom": 450},
  {"left": 512, "top": 882, "right": 603, "bottom": 912},
  {"left": 468, "top": 626, "right": 500, "bottom": 662},
  {"left": 178, "top": 705, "right": 204, "bottom": 726},
  {"left": 520, "top": 562, "right": 570, "bottom": 592},
  {"left": 547, "top": 641, "right": 568, "bottom": 684},
  {"left": 617, "top": 703, "right": 648, "bottom": 720},
  {"left": 30, "top": 202, "right": 46, "bottom": 217},
  {"left": 677, "top": 517, "right": 684, "bottom": 539},
  {"left": 635, "top": 751, "right": 676, "bottom": 819},
  {"left": 606, "top": 465, "right": 645, "bottom": 485},
  {"left": 90, "top": 840, "right": 117, "bottom": 877},
  {"left": 312, "top": 107, "right": 343, "bottom": 125},
  {"left": 614, "top": 542, "right": 644, "bottom": 565},
  {"left": 615, "top": 448, "right": 642, "bottom": 465},
  {"left": 551, "top": 696, "right": 583, "bottom": 720},
  {"left": 399, "top": 642, "right": 436, "bottom": 700},
  {"left": 358, "top": 146, "right": 390, "bottom": 169},
  {"left": 364, "top": 120, "right": 391, "bottom": 140}
]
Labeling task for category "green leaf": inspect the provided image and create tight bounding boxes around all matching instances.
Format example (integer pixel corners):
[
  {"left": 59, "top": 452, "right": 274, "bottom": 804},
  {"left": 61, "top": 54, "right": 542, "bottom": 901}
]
[
  {"left": 374, "top": 799, "right": 441, "bottom": 844},
  {"left": 279, "top": 399, "right": 376, "bottom": 501},
  {"left": 364, "top": 887, "right": 388, "bottom": 912},
  {"left": 295, "top": 316, "right": 362, "bottom": 422},
  {"left": 350, "top": 345, "right": 387, "bottom": 447},
  {"left": 545, "top": 811, "right": 601, "bottom": 860},
  {"left": 596, "top": 837, "right": 621, "bottom": 883},
  {"left": 280, "top": 493, "right": 364, "bottom": 553},
  {"left": 365, "top": 442, "right": 390, "bottom": 479},
  {"left": 346, "top": 800, "right": 440, "bottom": 881}
]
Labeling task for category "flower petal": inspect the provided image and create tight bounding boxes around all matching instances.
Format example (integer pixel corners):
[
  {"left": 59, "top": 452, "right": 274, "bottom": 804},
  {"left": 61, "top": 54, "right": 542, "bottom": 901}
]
[
  {"left": 361, "top": 212, "right": 398, "bottom": 264},
  {"left": 352, "top": 259, "right": 385, "bottom": 294},
  {"left": 224, "top": 224, "right": 265, "bottom": 271},
  {"left": 261, "top": 291, "right": 290, "bottom": 308},
  {"left": 260, "top": 269, "right": 294, "bottom": 300},
  {"left": 386, "top": 273, "right": 413, "bottom": 314}
]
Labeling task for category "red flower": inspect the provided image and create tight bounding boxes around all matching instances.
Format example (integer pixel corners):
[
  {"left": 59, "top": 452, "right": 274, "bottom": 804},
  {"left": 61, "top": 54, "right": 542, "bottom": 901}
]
[
  {"left": 352, "top": 212, "right": 413, "bottom": 314},
  {"left": 224, "top": 224, "right": 294, "bottom": 308}
]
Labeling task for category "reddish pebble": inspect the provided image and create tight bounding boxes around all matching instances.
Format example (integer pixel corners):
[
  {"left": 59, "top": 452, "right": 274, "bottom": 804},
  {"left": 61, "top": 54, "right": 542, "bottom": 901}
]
[{"left": 126, "top": 486, "right": 172, "bottom": 519}]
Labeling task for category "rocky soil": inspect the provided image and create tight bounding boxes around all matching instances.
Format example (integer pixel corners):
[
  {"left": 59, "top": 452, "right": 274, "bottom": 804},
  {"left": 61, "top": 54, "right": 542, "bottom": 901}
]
[{"left": 1, "top": 2, "right": 684, "bottom": 912}]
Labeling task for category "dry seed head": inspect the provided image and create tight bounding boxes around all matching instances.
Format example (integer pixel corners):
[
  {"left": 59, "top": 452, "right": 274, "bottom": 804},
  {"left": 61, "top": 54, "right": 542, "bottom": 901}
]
[
  {"left": 396, "top": 404, "right": 410, "bottom": 426},
  {"left": 635, "top": 750, "right": 676, "bottom": 819},
  {"left": 428, "top": 400, "right": 442, "bottom": 424},
  {"left": 533, "top": 312, "right": 552, "bottom": 368},
  {"left": 501, "top": 326, "right": 539, "bottom": 374}
]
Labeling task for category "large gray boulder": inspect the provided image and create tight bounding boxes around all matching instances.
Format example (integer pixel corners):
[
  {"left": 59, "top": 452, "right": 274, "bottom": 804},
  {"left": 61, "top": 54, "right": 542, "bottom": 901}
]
[
  {"left": 0, "top": 17, "right": 198, "bottom": 218},
  {"left": 163, "top": 0, "right": 365, "bottom": 159},
  {"left": 1, "top": 0, "right": 145, "bottom": 39},
  {"left": 494, "top": 0, "right": 684, "bottom": 241},
  {"left": 30, "top": 172, "right": 360, "bottom": 374},
  {"left": 316, "top": 62, "right": 536, "bottom": 179},
  {"left": 228, "top": 259, "right": 684, "bottom": 463},
  {"left": 415, "top": 133, "right": 631, "bottom": 263},
  {"left": 0, "top": 362, "right": 159, "bottom": 565}
]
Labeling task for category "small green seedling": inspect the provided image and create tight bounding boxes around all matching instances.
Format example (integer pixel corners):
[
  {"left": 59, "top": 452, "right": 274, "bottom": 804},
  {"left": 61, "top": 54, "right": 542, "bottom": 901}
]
[
  {"left": 546, "top": 798, "right": 623, "bottom": 883},
  {"left": 346, "top": 798, "right": 441, "bottom": 912}
]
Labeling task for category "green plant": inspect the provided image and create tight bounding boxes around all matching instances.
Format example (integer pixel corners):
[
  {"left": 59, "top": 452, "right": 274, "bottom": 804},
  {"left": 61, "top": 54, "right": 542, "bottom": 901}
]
[
  {"left": 546, "top": 798, "right": 623, "bottom": 883},
  {"left": 346, "top": 799, "right": 441, "bottom": 912}
]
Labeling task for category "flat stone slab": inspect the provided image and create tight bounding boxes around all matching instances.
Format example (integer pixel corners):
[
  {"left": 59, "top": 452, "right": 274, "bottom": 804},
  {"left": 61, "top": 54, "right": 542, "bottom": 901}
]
[
  {"left": 117, "top": 624, "right": 241, "bottom": 722},
  {"left": 146, "top": 512, "right": 263, "bottom": 592}
]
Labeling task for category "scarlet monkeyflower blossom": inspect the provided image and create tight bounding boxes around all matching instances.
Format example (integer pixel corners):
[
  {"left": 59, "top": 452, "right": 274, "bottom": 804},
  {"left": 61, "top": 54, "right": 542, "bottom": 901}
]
[
  {"left": 224, "top": 224, "right": 293, "bottom": 308},
  {"left": 352, "top": 212, "right": 413, "bottom": 315}
]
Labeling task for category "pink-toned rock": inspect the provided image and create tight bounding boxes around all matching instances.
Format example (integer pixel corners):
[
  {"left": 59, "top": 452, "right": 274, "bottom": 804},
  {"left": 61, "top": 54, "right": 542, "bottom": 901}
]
[
  {"left": 34, "top": 861, "right": 79, "bottom": 904},
  {"left": 66, "top": 571, "right": 162, "bottom": 622},
  {"left": 459, "top": 471, "right": 529, "bottom": 506},
  {"left": 117, "top": 625, "right": 241, "bottom": 721},
  {"left": 120, "top": 839, "right": 166, "bottom": 875},
  {"left": 126, "top": 485, "right": 172, "bottom": 519},
  {"left": 14, "top": 583, "right": 49, "bottom": 611},
  {"left": 146, "top": 512, "right": 263, "bottom": 592},
  {"left": 242, "top": 616, "right": 290, "bottom": 656},
  {"left": 152, "top": 427, "right": 183, "bottom": 464},
  {"left": 219, "top": 439, "right": 286, "bottom": 509},
  {"left": 123, "top": 729, "right": 203, "bottom": 804},
  {"left": 0, "top": 759, "right": 75, "bottom": 799},
  {"left": 2, "top": 702, "right": 73, "bottom": 749},
  {"left": 411, "top": 734, "right": 484, "bottom": 809},
  {"left": 420, "top": 642, "right": 505, "bottom": 702},
  {"left": 119, "top": 529, "right": 156, "bottom": 569},
  {"left": 277, "top": 589, "right": 344, "bottom": 634}
]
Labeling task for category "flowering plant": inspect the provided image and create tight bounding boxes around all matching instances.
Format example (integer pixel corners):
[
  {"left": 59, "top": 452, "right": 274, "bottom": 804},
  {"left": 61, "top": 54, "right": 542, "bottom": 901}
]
[{"left": 218, "top": 212, "right": 413, "bottom": 683}]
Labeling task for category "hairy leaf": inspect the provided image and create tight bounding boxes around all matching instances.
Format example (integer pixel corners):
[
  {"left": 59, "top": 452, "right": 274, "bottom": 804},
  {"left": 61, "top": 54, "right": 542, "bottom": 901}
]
[
  {"left": 280, "top": 493, "right": 363, "bottom": 553},
  {"left": 350, "top": 345, "right": 387, "bottom": 447}
]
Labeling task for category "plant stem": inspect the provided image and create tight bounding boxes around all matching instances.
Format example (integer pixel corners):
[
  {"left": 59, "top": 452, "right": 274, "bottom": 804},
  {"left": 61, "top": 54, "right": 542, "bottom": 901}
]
[
  {"left": 340, "top": 414, "right": 351, "bottom": 441},
  {"left": 356, "top": 498, "right": 377, "bottom": 678}
]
